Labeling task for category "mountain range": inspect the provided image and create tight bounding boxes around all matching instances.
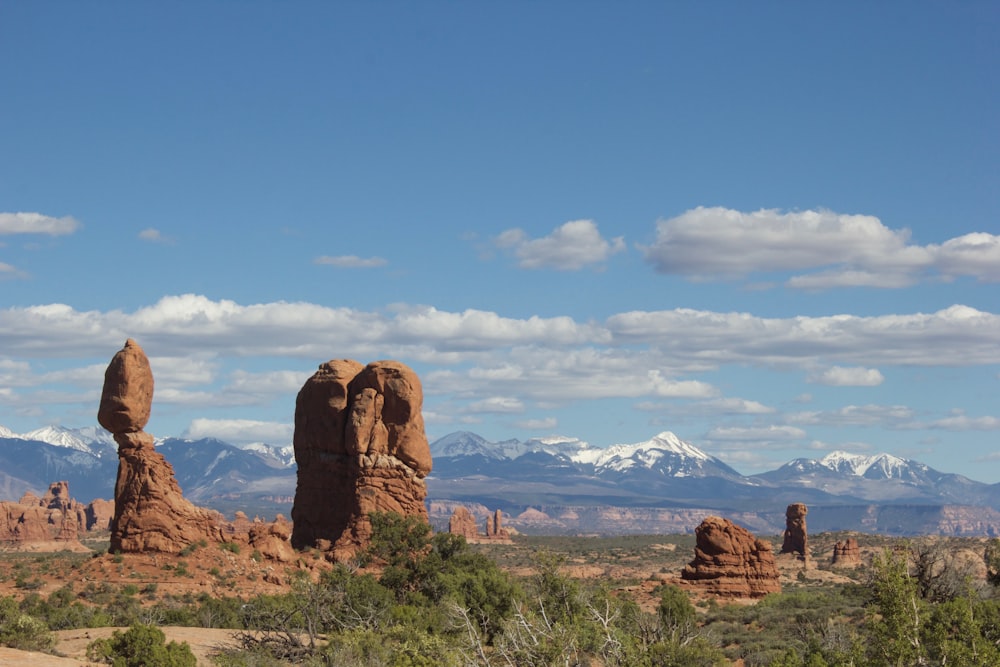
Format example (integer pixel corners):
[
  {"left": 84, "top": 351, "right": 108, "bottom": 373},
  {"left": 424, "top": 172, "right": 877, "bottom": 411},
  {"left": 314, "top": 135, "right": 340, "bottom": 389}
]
[{"left": 2, "top": 425, "right": 1000, "bottom": 536}]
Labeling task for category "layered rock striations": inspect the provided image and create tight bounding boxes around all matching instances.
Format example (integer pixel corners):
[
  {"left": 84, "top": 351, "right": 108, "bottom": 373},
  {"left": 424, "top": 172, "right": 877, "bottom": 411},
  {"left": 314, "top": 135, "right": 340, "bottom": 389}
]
[
  {"left": 291, "top": 359, "right": 433, "bottom": 561},
  {"left": 99, "top": 339, "right": 225, "bottom": 553},
  {"left": 681, "top": 516, "right": 781, "bottom": 598},
  {"left": 780, "top": 502, "right": 809, "bottom": 561}
]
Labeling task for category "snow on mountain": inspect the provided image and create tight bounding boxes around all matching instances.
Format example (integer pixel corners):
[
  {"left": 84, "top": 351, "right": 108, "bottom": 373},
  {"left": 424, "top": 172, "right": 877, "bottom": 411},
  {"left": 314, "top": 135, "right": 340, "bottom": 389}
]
[
  {"left": 429, "top": 431, "right": 502, "bottom": 459},
  {"left": 241, "top": 442, "right": 296, "bottom": 468},
  {"left": 572, "top": 431, "right": 710, "bottom": 467},
  {"left": 15, "top": 425, "right": 116, "bottom": 457},
  {"left": 817, "top": 451, "right": 916, "bottom": 479},
  {"left": 0, "top": 424, "right": 16, "bottom": 438}
]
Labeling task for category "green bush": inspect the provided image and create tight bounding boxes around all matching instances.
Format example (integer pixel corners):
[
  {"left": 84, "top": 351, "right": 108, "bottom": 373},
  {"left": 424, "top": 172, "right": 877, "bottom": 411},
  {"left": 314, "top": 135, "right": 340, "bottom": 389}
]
[
  {"left": 0, "top": 595, "right": 54, "bottom": 652},
  {"left": 86, "top": 623, "right": 196, "bottom": 667}
]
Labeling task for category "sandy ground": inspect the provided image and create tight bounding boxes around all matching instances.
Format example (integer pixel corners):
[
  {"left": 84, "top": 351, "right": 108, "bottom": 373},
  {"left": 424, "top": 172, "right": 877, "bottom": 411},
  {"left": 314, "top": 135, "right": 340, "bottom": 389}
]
[{"left": 0, "top": 626, "right": 240, "bottom": 666}]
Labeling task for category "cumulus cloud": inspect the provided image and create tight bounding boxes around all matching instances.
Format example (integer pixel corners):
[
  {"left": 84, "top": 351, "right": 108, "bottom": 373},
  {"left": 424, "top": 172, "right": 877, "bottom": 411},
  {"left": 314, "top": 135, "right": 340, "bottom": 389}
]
[
  {"left": 514, "top": 417, "right": 558, "bottom": 430},
  {"left": 138, "top": 228, "right": 174, "bottom": 244},
  {"left": 641, "top": 207, "right": 1000, "bottom": 287},
  {"left": 0, "top": 261, "right": 27, "bottom": 279},
  {"left": 314, "top": 255, "right": 388, "bottom": 268},
  {"left": 808, "top": 366, "right": 884, "bottom": 386},
  {"left": 182, "top": 418, "right": 293, "bottom": 445},
  {"left": 494, "top": 219, "right": 625, "bottom": 270},
  {"left": 464, "top": 396, "right": 525, "bottom": 414},
  {"left": 0, "top": 295, "right": 998, "bottom": 441},
  {"left": 787, "top": 404, "right": 915, "bottom": 427},
  {"left": 0, "top": 212, "right": 80, "bottom": 236},
  {"left": 706, "top": 425, "right": 808, "bottom": 441},
  {"left": 927, "top": 414, "right": 1000, "bottom": 431}
]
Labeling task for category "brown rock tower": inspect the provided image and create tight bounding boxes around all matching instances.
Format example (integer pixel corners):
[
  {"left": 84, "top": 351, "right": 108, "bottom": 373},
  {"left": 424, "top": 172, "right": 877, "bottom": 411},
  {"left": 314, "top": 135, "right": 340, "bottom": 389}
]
[
  {"left": 291, "top": 359, "right": 433, "bottom": 561},
  {"left": 780, "top": 502, "right": 809, "bottom": 561},
  {"left": 98, "top": 339, "right": 224, "bottom": 553}
]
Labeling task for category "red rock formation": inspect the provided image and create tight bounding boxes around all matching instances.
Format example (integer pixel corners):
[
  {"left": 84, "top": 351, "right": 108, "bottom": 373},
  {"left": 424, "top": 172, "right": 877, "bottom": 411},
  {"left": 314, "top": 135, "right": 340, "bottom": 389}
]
[
  {"left": 449, "top": 507, "right": 479, "bottom": 540},
  {"left": 780, "top": 503, "right": 809, "bottom": 561},
  {"left": 681, "top": 516, "right": 781, "bottom": 598},
  {"left": 0, "top": 481, "right": 105, "bottom": 544},
  {"left": 291, "top": 359, "right": 432, "bottom": 561},
  {"left": 448, "top": 506, "right": 513, "bottom": 544},
  {"left": 832, "top": 537, "right": 862, "bottom": 566},
  {"left": 247, "top": 515, "right": 296, "bottom": 563},
  {"left": 486, "top": 509, "right": 511, "bottom": 540},
  {"left": 85, "top": 498, "right": 115, "bottom": 531},
  {"left": 99, "top": 339, "right": 226, "bottom": 553}
]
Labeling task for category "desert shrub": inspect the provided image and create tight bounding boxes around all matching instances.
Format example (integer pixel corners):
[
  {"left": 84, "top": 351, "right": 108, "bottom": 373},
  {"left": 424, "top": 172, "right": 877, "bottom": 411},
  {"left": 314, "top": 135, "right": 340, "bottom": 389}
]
[
  {"left": 0, "top": 595, "right": 55, "bottom": 652},
  {"left": 86, "top": 623, "right": 196, "bottom": 667}
]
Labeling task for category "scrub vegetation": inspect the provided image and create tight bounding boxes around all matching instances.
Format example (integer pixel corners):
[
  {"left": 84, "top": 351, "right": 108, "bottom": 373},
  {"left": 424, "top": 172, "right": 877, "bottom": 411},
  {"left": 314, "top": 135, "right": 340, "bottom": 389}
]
[{"left": 2, "top": 518, "right": 1000, "bottom": 665}]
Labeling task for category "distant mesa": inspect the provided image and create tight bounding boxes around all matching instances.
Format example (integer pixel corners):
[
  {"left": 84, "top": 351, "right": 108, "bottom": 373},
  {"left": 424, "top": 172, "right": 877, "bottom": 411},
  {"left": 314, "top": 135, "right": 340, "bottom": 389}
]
[
  {"left": 291, "top": 359, "right": 433, "bottom": 561},
  {"left": 98, "top": 339, "right": 228, "bottom": 553},
  {"left": 779, "top": 502, "right": 809, "bottom": 563},
  {"left": 680, "top": 515, "right": 781, "bottom": 599}
]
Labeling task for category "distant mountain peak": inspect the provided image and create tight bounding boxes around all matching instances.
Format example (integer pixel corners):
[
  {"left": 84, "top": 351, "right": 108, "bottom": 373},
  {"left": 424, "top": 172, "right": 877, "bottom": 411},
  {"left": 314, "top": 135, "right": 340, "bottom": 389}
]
[{"left": 818, "top": 450, "right": 910, "bottom": 477}]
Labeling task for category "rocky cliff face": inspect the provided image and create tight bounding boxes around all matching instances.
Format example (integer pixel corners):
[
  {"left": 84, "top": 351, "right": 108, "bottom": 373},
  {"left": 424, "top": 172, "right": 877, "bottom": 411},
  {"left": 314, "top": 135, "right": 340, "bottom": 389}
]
[
  {"left": 291, "top": 359, "right": 432, "bottom": 561},
  {"left": 681, "top": 516, "right": 781, "bottom": 599},
  {"left": 99, "top": 339, "right": 226, "bottom": 553}
]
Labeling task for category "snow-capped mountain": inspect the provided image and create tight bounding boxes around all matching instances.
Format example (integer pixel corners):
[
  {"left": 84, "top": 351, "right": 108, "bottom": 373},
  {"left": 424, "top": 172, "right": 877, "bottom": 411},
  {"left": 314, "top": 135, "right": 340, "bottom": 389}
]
[
  {"left": 8, "top": 425, "right": 117, "bottom": 458},
  {"left": 429, "top": 431, "right": 591, "bottom": 460},
  {"left": 5, "top": 423, "right": 1000, "bottom": 535}
]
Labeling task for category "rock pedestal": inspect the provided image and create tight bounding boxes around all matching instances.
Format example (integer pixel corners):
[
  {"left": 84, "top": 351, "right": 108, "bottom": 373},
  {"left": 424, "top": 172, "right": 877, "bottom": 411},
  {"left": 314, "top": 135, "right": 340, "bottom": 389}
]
[
  {"left": 291, "top": 359, "right": 432, "bottom": 561},
  {"left": 99, "top": 339, "right": 224, "bottom": 553},
  {"left": 780, "top": 502, "right": 809, "bottom": 561},
  {"left": 681, "top": 516, "right": 781, "bottom": 598}
]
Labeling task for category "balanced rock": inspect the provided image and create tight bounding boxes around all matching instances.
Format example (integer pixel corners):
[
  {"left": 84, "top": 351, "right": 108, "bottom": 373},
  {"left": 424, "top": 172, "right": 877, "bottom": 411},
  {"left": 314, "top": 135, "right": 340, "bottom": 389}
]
[
  {"left": 98, "top": 338, "right": 154, "bottom": 434},
  {"left": 291, "top": 359, "right": 432, "bottom": 560},
  {"left": 780, "top": 503, "right": 809, "bottom": 561},
  {"left": 681, "top": 516, "right": 781, "bottom": 598},
  {"left": 99, "top": 339, "right": 225, "bottom": 553},
  {"left": 832, "top": 537, "right": 862, "bottom": 567}
]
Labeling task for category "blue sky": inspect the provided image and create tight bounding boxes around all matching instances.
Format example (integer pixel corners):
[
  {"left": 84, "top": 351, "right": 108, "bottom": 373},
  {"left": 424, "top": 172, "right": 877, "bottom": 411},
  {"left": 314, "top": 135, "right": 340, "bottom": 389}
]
[{"left": 1, "top": 2, "right": 998, "bottom": 479}]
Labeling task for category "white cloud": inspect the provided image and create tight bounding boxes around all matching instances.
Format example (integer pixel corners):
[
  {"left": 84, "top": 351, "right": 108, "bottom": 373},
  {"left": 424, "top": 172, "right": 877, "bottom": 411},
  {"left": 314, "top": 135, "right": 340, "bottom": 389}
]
[
  {"left": 0, "top": 295, "right": 998, "bottom": 432},
  {"left": 0, "top": 262, "right": 27, "bottom": 279},
  {"left": 138, "top": 228, "right": 174, "bottom": 244},
  {"left": 494, "top": 219, "right": 625, "bottom": 270},
  {"left": 927, "top": 414, "right": 1000, "bottom": 431},
  {"left": 787, "top": 404, "right": 915, "bottom": 427},
  {"left": 182, "top": 418, "right": 293, "bottom": 445},
  {"left": 637, "top": 397, "right": 775, "bottom": 416},
  {"left": 314, "top": 255, "right": 388, "bottom": 269},
  {"left": 514, "top": 417, "right": 558, "bottom": 430},
  {"left": 706, "top": 424, "right": 807, "bottom": 441},
  {"left": 0, "top": 212, "right": 80, "bottom": 236},
  {"left": 464, "top": 397, "right": 525, "bottom": 414},
  {"left": 808, "top": 366, "right": 884, "bottom": 386},
  {"left": 641, "top": 207, "right": 999, "bottom": 287}
]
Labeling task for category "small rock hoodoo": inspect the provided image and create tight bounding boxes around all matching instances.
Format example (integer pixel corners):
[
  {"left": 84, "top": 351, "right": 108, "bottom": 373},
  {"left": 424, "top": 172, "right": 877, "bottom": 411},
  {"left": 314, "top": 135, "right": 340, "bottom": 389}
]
[{"left": 291, "top": 359, "right": 433, "bottom": 561}]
